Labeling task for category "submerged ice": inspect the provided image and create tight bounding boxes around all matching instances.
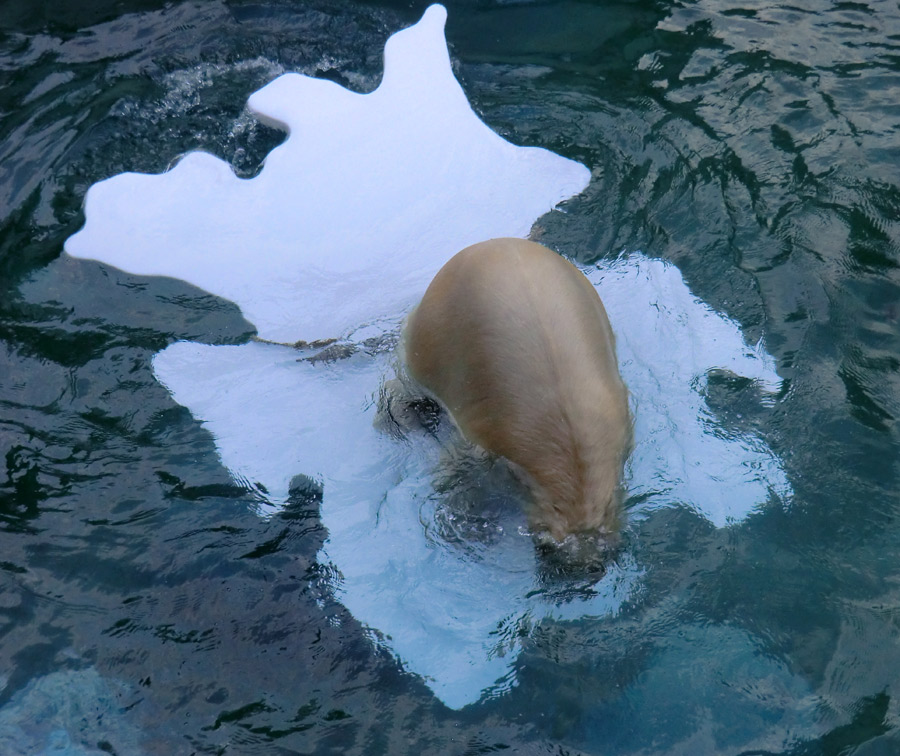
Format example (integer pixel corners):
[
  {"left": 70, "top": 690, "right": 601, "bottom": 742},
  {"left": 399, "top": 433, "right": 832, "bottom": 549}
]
[{"left": 65, "top": 4, "right": 790, "bottom": 709}]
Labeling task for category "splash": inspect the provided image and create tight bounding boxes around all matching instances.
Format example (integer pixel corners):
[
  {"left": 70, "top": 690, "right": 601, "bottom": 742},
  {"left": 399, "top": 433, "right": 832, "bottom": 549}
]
[{"left": 65, "top": 5, "right": 789, "bottom": 709}]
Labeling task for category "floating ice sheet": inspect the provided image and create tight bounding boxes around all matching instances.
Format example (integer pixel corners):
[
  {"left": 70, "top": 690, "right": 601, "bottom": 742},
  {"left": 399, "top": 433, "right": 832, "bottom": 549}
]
[
  {"left": 64, "top": 4, "right": 589, "bottom": 345},
  {"left": 587, "top": 257, "right": 789, "bottom": 528},
  {"left": 153, "top": 253, "right": 789, "bottom": 708},
  {"left": 66, "top": 4, "right": 791, "bottom": 709}
]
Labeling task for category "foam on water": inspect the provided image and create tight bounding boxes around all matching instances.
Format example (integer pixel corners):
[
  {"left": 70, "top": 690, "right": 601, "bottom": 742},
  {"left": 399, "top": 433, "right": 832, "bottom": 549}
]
[{"left": 65, "top": 4, "right": 791, "bottom": 708}]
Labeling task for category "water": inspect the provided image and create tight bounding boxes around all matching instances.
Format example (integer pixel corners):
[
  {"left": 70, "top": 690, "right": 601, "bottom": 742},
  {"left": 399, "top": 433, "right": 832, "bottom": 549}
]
[{"left": 1, "top": 0, "right": 898, "bottom": 754}]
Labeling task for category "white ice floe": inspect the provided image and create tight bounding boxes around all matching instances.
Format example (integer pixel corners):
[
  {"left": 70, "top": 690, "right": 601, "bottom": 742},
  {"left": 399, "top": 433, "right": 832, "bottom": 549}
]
[
  {"left": 65, "top": 4, "right": 588, "bottom": 345},
  {"left": 66, "top": 4, "right": 790, "bottom": 710},
  {"left": 588, "top": 257, "right": 788, "bottom": 528}
]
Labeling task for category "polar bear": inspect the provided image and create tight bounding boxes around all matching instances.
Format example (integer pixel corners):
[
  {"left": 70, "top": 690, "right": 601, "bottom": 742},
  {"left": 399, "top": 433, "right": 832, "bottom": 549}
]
[{"left": 401, "top": 238, "right": 631, "bottom": 549}]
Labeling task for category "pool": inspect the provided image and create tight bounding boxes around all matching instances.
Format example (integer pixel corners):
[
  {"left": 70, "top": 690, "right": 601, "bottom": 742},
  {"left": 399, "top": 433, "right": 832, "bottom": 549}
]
[{"left": 1, "top": 0, "right": 898, "bottom": 753}]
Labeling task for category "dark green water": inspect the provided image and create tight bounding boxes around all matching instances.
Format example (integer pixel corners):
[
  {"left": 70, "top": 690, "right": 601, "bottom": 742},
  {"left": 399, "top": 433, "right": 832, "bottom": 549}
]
[{"left": 1, "top": 0, "right": 899, "bottom": 753}]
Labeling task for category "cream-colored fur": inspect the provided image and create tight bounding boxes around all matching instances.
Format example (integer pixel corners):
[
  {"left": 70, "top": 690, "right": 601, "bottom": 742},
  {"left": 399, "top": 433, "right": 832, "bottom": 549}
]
[{"left": 404, "top": 238, "right": 631, "bottom": 544}]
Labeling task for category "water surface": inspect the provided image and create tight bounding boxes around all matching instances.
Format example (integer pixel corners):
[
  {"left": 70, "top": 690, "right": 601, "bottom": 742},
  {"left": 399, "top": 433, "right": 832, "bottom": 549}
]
[{"left": 1, "top": 0, "right": 899, "bottom": 753}]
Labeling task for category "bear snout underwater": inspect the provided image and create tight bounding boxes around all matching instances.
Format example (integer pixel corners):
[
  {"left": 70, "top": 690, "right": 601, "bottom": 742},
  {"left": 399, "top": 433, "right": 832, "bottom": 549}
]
[{"left": 403, "top": 237, "right": 632, "bottom": 547}]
